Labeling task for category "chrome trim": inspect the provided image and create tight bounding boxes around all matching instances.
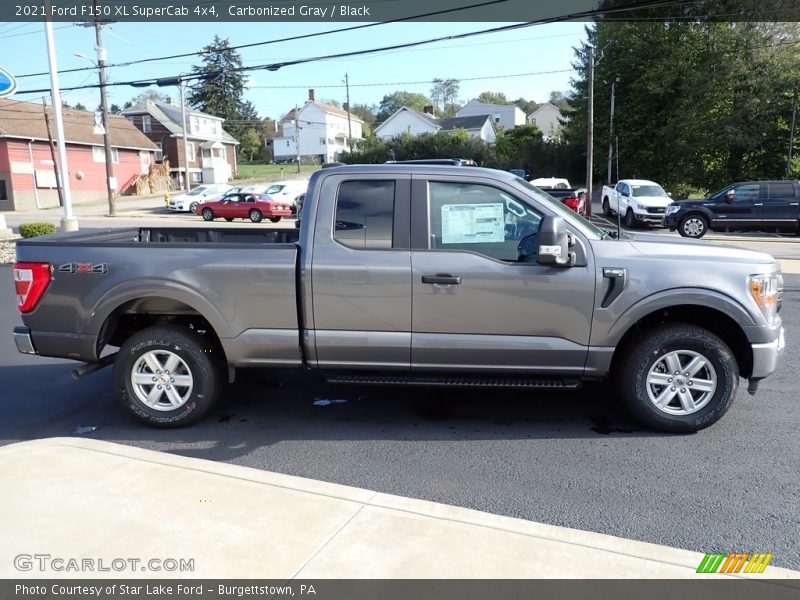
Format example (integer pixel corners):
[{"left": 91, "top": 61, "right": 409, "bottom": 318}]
[{"left": 13, "top": 330, "right": 36, "bottom": 355}]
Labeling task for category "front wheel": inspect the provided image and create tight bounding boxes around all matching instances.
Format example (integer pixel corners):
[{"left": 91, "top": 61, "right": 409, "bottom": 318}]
[
  {"left": 678, "top": 214, "right": 708, "bottom": 238},
  {"left": 602, "top": 198, "right": 611, "bottom": 217},
  {"left": 202, "top": 208, "right": 214, "bottom": 221},
  {"left": 624, "top": 208, "right": 635, "bottom": 229},
  {"left": 616, "top": 323, "right": 739, "bottom": 432},
  {"left": 269, "top": 216, "right": 281, "bottom": 223},
  {"left": 249, "top": 209, "right": 263, "bottom": 223},
  {"left": 114, "top": 325, "right": 224, "bottom": 428}
]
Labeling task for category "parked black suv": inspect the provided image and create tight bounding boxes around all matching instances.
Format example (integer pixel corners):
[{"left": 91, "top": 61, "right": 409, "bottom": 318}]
[{"left": 664, "top": 180, "right": 800, "bottom": 238}]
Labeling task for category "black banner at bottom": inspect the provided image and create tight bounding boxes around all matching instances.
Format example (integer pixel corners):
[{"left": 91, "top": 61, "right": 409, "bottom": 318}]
[{"left": 3, "top": 580, "right": 800, "bottom": 600}]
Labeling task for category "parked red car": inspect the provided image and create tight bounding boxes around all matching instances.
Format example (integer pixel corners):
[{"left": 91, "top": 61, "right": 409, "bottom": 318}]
[{"left": 194, "top": 192, "right": 293, "bottom": 223}]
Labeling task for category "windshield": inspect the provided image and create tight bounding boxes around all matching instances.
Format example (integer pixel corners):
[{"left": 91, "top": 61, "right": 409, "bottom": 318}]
[
  {"left": 516, "top": 178, "right": 605, "bottom": 240},
  {"left": 266, "top": 185, "right": 285, "bottom": 194},
  {"left": 187, "top": 186, "right": 209, "bottom": 196},
  {"left": 631, "top": 184, "right": 667, "bottom": 197}
]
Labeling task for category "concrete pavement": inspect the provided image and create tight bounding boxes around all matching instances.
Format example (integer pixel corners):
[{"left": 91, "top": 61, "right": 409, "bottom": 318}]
[{"left": 1, "top": 437, "right": 798, "bottom": 579}]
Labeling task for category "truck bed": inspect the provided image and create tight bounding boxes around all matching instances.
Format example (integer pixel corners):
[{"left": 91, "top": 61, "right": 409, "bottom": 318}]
[{"left": 16, "top": 227, "right": 301, "bottom": 247}]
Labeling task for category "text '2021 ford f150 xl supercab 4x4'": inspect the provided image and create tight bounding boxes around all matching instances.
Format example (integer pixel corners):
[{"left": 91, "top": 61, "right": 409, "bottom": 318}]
[{"left": 13, "top": 165, "right": 785, "bottom": 432}]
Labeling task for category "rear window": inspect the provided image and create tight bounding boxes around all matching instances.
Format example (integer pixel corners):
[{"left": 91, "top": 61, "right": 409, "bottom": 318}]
[
  {"left": 334, "top": 181, "right": 395, "bottom": 249},
  {"left": 768, "top": 182, "right": 795, "bottom": 198}
]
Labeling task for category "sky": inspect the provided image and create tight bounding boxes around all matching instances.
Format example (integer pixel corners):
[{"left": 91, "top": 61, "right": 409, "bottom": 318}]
[{"left": 0, "top": 20, "right": 588, "bottom": 121}]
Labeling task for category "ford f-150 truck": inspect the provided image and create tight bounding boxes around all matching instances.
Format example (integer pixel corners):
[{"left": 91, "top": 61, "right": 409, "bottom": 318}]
[
  {"left": 12, "top": 165, "right": 785, "bottom": 432},
  {"left": 602, "top": 179, "right": 672, "bottom": 228}
]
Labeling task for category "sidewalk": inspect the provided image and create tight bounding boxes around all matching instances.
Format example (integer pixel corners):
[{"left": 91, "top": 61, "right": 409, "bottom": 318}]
[{"left": 1, "top": 438, "right": 797, "bottom": 579}]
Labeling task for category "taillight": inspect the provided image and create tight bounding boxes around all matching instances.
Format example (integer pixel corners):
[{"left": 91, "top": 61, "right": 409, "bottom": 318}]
[
  {"left": 564, "top": 197, "right": 580, "bottom": 211},
  {"left": 13, "top": 262, "right": 51, "bottom": 313}
]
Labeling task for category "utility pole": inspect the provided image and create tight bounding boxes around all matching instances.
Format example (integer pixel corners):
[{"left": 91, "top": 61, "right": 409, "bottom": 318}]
[
  {"left": 294, "top": 105, "right": 301, "bottom": 173},
  {"left": 41, "top": 97, "right": 64, "bottom": 208},
  {"left": 178, "top": 79, "right": 191, "bottom": 192},
  {"left": 787, "top": 91, "right": 797, "bottom": 179},
  {"left": 607, "top": 78, "right": 619, "bottom": 186},
  {"left": 43, "top": 0, "right": 77, "bottom": 231},
  {"left": 586, "top": 45, "right": 594, "bottom": 217},
  {"left": 345, "top": 73, "right": 353, "bottom": 151},
  {"left": 93, "top": 0, "right": 116, "bottom": 215}
]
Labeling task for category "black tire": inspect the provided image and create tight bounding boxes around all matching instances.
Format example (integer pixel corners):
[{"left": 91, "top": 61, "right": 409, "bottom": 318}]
[
  {"left": 225, "top": 217, "right": 234, "bottom": 222},
  {"left": 624, "top": 208, "right": 635, "bottom": 229},
  {"left": 189, "top": 202, "right": 199, "bottom": 213},
  {"left": 602, "top": 198, "right": 611, "bottom": 217},
  {"left": 269, "top": 216, "right": 281, "bottom": 223},
  {"left": 249, "top": 209, "right": 263, "bottom": 223},
  {"left": 616, "top": 323, "right": 739, "bottom": 433},
  {"left": 114, "top": 325, "right": 224, "bottom": 428},
  {"left": 202, "top": 208, "right": 214, "bottom": 221},
  {"left": 678, "top": 214, "right": 708, "bottom": 238}
]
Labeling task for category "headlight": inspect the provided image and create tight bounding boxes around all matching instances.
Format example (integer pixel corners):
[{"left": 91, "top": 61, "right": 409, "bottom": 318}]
[
  {"left": 665, "top": 204, "right": 680, "bottom": 215},
  {"left": 748, "top": 273, "right": 780, "bottom": 323}
]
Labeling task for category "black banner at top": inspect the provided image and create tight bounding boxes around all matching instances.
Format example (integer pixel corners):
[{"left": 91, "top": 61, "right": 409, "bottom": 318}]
[{"left": 2, "top": 0, "right": 799, "bottom": 22}]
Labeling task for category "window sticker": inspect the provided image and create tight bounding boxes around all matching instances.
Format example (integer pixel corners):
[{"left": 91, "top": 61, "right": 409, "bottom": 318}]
[{"left": 441, "top": 203, "right": 505, "bottom": 244}]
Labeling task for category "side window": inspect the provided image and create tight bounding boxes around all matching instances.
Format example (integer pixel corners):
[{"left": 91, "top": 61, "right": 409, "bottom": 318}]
[
  {"left": 427, "top": 181, "right": 542, "bottom": 262},
  {"left": 731, "top": 184, "right": 760, "bottom": 202},
  {"left": 334, "top": 180, "right": 395, "bottom": 249},
  {"left": 616, "top": 182, "right": 625, "bottom": 193},
  {"left": 767, "top": 182, "right": 795, "bottom": 199}
]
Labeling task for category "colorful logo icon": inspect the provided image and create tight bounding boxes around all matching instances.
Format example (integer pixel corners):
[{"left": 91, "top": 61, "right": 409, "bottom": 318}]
[
  {"left": 0, "top": 66, "right": 17, "bottom": 98},
  {"left": 697, "top": 552, "right": 773, "bottom": 574}
]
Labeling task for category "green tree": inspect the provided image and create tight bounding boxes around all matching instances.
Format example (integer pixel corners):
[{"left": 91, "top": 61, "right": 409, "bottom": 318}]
[
  {"left": 127, "top": 89, "right": 172, "bottom": 107},
  {"left": 376, "top": 91, "right": 430, "bottom": 122},
  {"left": 514, "top": 97, "right": 540, "bottom": 116},
  {"left": 477, "top": 91, "right": 511, "bottom": 104},
  {"left": 430, "top": 78, "right": 460, "bottom": 116}
]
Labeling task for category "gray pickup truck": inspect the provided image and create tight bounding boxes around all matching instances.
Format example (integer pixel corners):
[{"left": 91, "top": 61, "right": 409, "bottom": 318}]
[{"left": 13, "top": 165, "right": 785, "bottom": 432}]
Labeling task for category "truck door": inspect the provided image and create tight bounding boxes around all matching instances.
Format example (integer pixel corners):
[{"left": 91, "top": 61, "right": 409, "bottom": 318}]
[
  {"left": 309, "top": 174, "right": 412, "bottom": 369},
  {"left": 707, "top": 183, "right": 760, "bottom": 229},
  {"left": 760, "top": 181, "right": 800, "bottom": 229},
  {"left": 409, "top": 176, "right": 595, "bottom": 374}
]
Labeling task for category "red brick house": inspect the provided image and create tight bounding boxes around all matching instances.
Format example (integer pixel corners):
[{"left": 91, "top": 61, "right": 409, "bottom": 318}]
[
  {"left": 0, "top": 98, "right": 158, "bottom": 212},
  {"left": 121, "top": 100, "right": 238, "bottom": 187}
]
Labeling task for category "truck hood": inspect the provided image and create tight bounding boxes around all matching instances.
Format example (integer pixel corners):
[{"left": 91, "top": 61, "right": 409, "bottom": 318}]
[{"left": 626, "top": 235, "right": 778, "bottom": 268}]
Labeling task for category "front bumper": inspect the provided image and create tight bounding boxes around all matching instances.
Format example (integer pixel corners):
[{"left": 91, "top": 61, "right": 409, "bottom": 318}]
[
  {"left": 750, "top": 326, "right": 785, "bottom": 379},
  {"left": 663, "top": 213, "right": 680, "bottom": 229},
  {"left": 13, "top": 326, "right": 36, "bottom": 355},
  {"left": 633, "top": 210, "right": 666, "bottom": 225}
]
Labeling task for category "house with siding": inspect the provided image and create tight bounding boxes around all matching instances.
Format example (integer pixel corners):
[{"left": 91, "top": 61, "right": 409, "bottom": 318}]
[
  {"left": 0, "top": 98, "right": 157, "bottom": 211},
  {"left": 122, "top": 100, "right": 238, "bottom": 187},
  {"left": 273, "top": 90, "right": 363, "bottom": 164},
  {"left": 374, "top": 106, "right": 497, "bottom": 144},
  {"left": 527, "top": 103, "right": 566, "bottom": 140},
  {"left": 456, "top": 99, "right": 526, "bottom": 131}
]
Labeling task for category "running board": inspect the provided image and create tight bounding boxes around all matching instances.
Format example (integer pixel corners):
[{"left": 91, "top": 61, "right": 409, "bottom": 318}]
[{"left": 326, "top": 373, "right": 581, "bottom": 389}]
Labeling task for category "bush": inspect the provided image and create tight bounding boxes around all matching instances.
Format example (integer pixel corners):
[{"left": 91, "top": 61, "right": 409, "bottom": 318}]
[{"left": 19, "top": 222, "right": 57, "bottom": 238}]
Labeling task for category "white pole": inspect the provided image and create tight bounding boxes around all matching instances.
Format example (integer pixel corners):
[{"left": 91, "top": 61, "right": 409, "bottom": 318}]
[
  {"left": 43, "top": 0, "right": 77, "bottom": 231},
  {"left": 179, "top": 80, "right": 191, "bottom": 192}
]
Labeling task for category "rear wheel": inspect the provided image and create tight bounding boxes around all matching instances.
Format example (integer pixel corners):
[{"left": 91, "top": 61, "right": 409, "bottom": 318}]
[
  {"left": 249, "top": 209, "right": 263, "bottom": 223},
  {"left": 202, "top": 208, "right": 214, "bottom": 221},
  {"left": 616, "top": 323, "right": 739, "bottom": 432},
  {"left": 678, "top": 214, "right": 708, "bottom": 238},
  {"left": 269, "top": 216, "right": 281, "bottom": 223},
  {"left": 114, "top": 325, "right": 224, "bottom": 428}
]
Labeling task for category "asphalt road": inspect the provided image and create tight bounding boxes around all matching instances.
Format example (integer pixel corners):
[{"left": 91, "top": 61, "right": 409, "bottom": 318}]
[{"left": 1, "top": 264, "right": 799, "bottom": 569}]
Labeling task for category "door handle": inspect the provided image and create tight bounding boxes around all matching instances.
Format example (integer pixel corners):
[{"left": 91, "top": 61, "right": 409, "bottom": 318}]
[
  {"left": 754, "top": 203, "right": 764, "bottom": 206},
  {"left": 422, "top": 274, "right": 461, "bottom": 285}
]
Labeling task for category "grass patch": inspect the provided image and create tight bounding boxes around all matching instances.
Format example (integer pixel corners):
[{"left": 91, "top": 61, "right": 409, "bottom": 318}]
[{"left": 235, "top": 163, "right": 320, "bottom": 181}]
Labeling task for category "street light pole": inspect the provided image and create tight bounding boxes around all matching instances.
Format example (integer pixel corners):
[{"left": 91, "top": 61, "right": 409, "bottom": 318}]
[
  {"left": 607, "top": 78, "right": 619, "bottom": 185},
  {"left": 787, "top": 91, "right": 797, "bottom": 179}
]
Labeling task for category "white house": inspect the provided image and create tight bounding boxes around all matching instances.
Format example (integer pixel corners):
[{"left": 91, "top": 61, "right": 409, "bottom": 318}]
[
  {"left": 274, "top": 90, "right": 363, "bottom": 164},
  {"left": 527, "top": 103, "right": 565, "bottom": 140},
  {"left": 374, "top": 106, "right": 497, "bottom": 144},
  {"left": 456, "top": 99, "right": 526, "bottom": 131}
]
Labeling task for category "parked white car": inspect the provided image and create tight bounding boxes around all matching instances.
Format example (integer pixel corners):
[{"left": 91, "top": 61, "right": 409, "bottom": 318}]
[
  {"left": 601, "top": 179, "right": 671, "bottom": 228},
  {"left": 263, "top": 179, "right": 308, "bottom": 213},
  {"left": 531, "top": 177, "right": 571, "bottom": 190},
  {"left": 168, "top": 184, "right": 233, "bottom": 212}
]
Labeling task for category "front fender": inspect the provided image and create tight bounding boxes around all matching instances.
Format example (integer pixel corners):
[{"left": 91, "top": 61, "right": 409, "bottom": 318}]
[{"left": 596, "top": 287, "right": 758, "bottom": 348}]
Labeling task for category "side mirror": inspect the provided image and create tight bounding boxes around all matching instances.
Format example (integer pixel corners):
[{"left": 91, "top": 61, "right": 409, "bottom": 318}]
[
  {"left": 536, "top": 216, "right": 573, "bottom": 267},
  {"left": 667, "top": 192, "right": 672, "bottom": 197}
]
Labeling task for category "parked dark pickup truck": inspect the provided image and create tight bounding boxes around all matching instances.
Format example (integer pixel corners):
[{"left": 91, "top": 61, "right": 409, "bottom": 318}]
[
  {"left": 664, "top": 180, "right": 800, "bottom": 238},
  {"left": 13, "top": 165, "right": 785, "bottom": 432}
]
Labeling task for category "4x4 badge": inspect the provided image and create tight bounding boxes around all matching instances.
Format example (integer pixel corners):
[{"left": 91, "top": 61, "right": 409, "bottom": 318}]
[{"left": 59, "top": 263, "right": 108, "bottom": 274}]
